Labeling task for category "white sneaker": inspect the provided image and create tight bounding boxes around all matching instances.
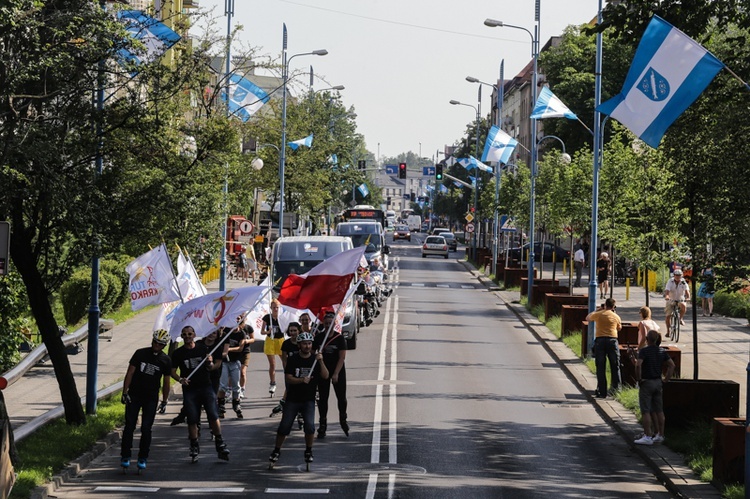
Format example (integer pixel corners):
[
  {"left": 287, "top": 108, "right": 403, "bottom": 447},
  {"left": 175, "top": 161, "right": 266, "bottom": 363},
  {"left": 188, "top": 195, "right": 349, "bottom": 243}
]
[
  {"left": 239, "top": 387, "right": 245, "bottom": 399},
  {"left": 652, "top": 434, "right": 665, "bottom": 443},
  {"left": 634, "top": 435, "right": 653, "bottom": 446}
]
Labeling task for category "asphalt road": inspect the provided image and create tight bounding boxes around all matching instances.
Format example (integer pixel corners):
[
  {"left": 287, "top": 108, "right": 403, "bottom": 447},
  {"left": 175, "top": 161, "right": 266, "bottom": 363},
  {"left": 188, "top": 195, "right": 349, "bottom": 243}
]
[{"left": 50, "top": 234, "right": 673, "bottom": 498}]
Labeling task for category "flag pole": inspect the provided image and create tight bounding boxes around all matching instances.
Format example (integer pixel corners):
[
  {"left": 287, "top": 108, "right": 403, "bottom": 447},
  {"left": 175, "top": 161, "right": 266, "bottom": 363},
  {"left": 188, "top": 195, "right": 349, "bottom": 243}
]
[{"left": 723, "top": 65, "right": 750, "bottom": 92}]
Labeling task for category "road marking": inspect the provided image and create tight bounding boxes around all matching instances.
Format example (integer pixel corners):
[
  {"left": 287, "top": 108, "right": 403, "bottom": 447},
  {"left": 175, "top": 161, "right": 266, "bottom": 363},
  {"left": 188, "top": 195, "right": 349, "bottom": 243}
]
[
  {"left": 265, "top": 488, "right": 329, "bottom": 494},
  {"left": 410, "top": 283, "right": 425, "bottom": 287},
  {"left": 461, "top": 285, "right": 475, "bottom": 289},
  {"left": 436, "top": 284, "right": 449, "bottom": 288},
  {"left": 388, "top": 295, "right": 399, "bottom": 499},
  {"left": 178, "top": 488, "right": 244, "bottom": 493},
  {"left": 94, "top": 487, "right": 159, "bottom": 493}
]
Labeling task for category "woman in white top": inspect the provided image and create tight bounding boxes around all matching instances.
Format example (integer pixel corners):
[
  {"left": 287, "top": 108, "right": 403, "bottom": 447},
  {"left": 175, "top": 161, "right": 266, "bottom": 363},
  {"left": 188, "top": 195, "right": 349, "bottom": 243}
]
[{"left": 637, "top": 306, "right": 661, "bottom": 349}]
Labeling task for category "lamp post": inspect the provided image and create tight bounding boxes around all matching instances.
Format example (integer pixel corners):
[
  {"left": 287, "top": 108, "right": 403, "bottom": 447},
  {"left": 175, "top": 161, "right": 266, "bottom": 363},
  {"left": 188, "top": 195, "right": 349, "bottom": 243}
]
[
  {"left": 279, "top": 23, "right": 327, "bottom": 244},
  {"left": 449, "top": 99, "right": 481, "bottom": 260},
  {"left": 218, "top": 0, "right": 235, "bottom": 292},
  {"left": 485, "top": 11, "right": 539, "bottom": 297}
]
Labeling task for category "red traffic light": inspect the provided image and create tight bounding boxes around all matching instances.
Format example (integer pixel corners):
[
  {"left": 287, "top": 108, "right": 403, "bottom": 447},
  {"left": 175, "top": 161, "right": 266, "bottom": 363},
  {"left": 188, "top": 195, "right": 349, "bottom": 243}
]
[{"left": 398, "top": 162, "right": 407, "bottom": 179}]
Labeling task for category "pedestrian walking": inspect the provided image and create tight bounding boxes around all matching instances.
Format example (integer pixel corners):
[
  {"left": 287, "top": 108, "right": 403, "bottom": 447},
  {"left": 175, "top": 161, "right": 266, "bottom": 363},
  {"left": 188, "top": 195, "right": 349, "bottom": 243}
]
[
  {"left": 314, "top": 311, "right": 349, "bottom": 438},
  {"left": 268, "top": 332, "right": 329, "bottom": 470},
  {"left": 120, "top": 330, "right": 172, "bottom": 471},
  {"left": 238, "top": 318, "right": 255, "bottom": 399},
  {"left": 636, "top": 306, "right": 660, "bottom": 350},
  {"left": 634, "top": 330, "right": 675, "bottom": 445},
  {"left": 596, "top": 251, "right": 611, "bottom": 298},
  {"left": 587, "top": 298, "right": 622, "bottom": 398},
  {"left": 573, "top": 246, "right": 585, "bottom": 287},
  {"left": 170, "top": 326, "right": 230, "bottom": 462},
  {"left": 697, "top": 265, "right": 715, "bottom": 317},
  {"left": 261, "top": 299, "right": 285, "bottom": 396}
]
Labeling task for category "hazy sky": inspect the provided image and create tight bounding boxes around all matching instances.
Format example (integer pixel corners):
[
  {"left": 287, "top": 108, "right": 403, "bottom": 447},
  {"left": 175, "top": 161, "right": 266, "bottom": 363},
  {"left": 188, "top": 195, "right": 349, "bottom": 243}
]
[{"left": 199, "top": 0, "right": 600, "bottom": 161}]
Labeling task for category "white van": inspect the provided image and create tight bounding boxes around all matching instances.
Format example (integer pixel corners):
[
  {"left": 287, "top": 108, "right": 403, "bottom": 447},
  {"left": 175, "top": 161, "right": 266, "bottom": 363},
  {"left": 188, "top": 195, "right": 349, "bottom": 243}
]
[
  {"left": 335, "top": 221, "right": 390, "bottom": 270},
  {"left": 407, "top": 215, "right": 422, "bottom": 232}
]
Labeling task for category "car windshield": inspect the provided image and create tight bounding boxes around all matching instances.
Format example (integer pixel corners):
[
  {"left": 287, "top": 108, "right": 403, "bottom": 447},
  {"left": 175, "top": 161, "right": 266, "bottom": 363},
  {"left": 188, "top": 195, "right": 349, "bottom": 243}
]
[
  {"left": 350, "top": 233, "right": 382, "bottom": 251},
  {"left": 396, "top": 226, "right": 408, "bottom": 231},
  {"left": 426, "top": 236, "right": 445, "bottom": 244},
  {"left": 442, "top": 233, "right": 454, "bottom": 240},
  {"left": 272, "top": 260, "right": 323, "bottom": 291}
]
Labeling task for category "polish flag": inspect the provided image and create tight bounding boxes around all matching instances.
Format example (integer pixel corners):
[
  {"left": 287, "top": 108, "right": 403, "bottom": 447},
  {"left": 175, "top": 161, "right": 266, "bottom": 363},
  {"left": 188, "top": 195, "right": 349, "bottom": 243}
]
[{"left": 278, "top": 246, "right": 366, "bottom": 311}]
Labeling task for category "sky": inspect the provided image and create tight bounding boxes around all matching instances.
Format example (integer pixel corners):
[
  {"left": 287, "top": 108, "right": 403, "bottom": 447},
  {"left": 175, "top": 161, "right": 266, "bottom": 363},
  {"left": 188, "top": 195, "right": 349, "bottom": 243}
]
[{"left": 198, "top": 0, "right": 600, "bottom": 161}]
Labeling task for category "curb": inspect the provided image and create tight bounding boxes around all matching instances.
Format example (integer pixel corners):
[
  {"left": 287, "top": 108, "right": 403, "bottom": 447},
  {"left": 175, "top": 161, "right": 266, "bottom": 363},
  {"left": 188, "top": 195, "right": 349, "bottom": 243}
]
[{"left": 461, "top": 261, "right": 721, "bottom": 499}]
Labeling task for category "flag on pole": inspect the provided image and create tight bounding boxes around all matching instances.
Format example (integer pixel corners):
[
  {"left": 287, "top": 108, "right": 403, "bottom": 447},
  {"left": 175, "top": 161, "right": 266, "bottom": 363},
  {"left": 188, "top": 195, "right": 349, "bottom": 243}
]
[
  {"left": 126, "top": 244, "right": 181, "bottom": 311},
  {"left": 597, "top": 15, "right": 724, "bottom": 148},
  {"left": 168, "top": 285, "right": 269, "bottom": 339},
  {"left": 481, "top": 125, "right": 518, "bottom": 164},
  {"left": 244, "top": 276, "right": 272, "bottom": 333},
  {"left": 440, "top": 184, "right": 449, "bottom": 193},
  {"left": 357, "top": 183, "right": 370, "bottom": 197},
  {"left": 277, "top": 246, "right": 366, "bottom": 311},
  {"left": 225, "top": 74, "right": 270, "bottom": 122},
  {"left": 453, "top": 180, "right": 464, "bottom": 188},
  {"left": 153, "top": 250, "right": 207, "bottom": 333},
  {"left": 470, "top": 156, "right": 493, "bottom": 173},
  {"left": 288, "top": 134, "right": 314, "bottom": 150},
  {"left": 530, "top": 87, "right": 578, "bottom": 120},
  {"left": 457, "top": 158, "right": 473, "bottom": 170},
  {"left": 117, "top": 11, "right": 181, "bottom": 69},
  {"left": 445, "top": 157, "right": 457, "bottom": 167}
]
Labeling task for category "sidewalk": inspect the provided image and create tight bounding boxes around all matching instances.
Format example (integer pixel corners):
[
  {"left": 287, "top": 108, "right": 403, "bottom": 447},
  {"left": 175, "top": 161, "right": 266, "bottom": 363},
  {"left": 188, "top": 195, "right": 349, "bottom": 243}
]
[{"left": 470, "top": 261, "right": 748, "bottom": 498}]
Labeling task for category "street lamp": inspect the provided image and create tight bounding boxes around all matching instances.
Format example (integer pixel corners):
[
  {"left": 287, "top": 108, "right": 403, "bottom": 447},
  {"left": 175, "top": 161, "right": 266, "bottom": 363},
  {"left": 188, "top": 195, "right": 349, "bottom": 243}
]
[
  {"left": 279, "top": 24, "right": 327, "bottom": 244},
  {"left": 485, "top": 12, "right": 539, "bottom": 297},
  {"left": 449, "top": 98, "right": 481, "bottom": 260}
]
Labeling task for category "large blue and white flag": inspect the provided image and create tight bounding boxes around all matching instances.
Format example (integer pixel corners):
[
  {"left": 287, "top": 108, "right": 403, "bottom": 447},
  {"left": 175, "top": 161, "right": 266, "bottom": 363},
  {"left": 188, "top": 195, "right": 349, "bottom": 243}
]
[
  {"left": 440, "top": 184, "right": 449, "bottom": 194},
  {"left": 453, "top": 180, "right": 464, "bottom": 188},
  {"left": 457, "top": 158, "right": 473, "bottom": 170},
  {"left": 357, "top": 183, "right": 369, "bottom": 197},
  {"left": 597, "top": 15, "right": 724, "bottom": 148},
  {"left": 224, "top": 74, "right": 270, "bottom": 122},
  {"left": 470, "top": 156, "right": 493, "bottom": 173},
  {"left": 288, "top": 134, "right": 314, "bottom": 150},
  {"left": 117, "top": 11, "right": 181, "bottom": 69},
  {"left": 481, "top": 126, "right": 518, "bottom": 164},
  {"left": 531, "top": 87, "right": 578, "bottom": 120}
]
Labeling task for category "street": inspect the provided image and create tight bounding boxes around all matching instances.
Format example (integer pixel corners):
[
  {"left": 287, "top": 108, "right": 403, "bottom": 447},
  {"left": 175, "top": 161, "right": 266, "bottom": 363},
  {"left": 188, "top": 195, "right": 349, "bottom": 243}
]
[{"left": 49, "top": 237, "right": 673, "bottom": 498}]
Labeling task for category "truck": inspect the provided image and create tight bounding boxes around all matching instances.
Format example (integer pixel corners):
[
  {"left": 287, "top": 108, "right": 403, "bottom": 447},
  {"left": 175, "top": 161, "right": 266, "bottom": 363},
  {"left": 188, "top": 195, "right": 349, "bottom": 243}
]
[{"left": 407, "top": 214, "right": 422, "bottom": 232}]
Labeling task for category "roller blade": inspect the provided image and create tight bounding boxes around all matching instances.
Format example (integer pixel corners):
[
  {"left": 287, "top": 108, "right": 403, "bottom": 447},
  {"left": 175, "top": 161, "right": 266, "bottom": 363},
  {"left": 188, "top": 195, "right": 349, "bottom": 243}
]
[
  {"left": 136, "top": 458, "right": 146, "bottom": 474},
  {"left": 120, "top": 457, "right": 130, "bottom": 473},
  {"left": 268, "top": 450, "right": 280, "bottom": 470}
]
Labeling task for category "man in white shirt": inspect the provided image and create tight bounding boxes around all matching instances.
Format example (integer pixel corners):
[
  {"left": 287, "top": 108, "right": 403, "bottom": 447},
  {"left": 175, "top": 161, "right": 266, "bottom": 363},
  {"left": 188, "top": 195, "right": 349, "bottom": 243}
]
[
  {"left": 574, "top": 247, "right": 585, "bottom": 287},
  {"left": 664, "top": 268, "right": 690, "bottom": 335}
]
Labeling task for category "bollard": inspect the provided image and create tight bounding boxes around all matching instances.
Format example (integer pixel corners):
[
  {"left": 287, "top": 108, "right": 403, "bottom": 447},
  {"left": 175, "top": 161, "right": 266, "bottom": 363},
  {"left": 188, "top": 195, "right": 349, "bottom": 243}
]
[
  {"left": 625, "top": 277, "right": 630, "bottom": 300},
  {"left": 563, "top": 258, "right": 567, "bottom": 275}
]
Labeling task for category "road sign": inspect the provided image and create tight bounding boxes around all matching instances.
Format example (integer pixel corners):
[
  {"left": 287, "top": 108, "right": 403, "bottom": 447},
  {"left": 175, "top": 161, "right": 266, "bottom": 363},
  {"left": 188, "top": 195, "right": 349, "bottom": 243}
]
[
  {"left": 499, "top": 215, "right": 516, "bottom": 232},
  {"left": 385, "top": 164, "right": 398, "bottom": 175},
  {"left": 422, "top": 166, "right": 435, "bottom": 176},
  {"left": 239, "top": 220, "right": 254, "bottom": 234},
  {"left": 465, "top": 213, "right": 474, "bottom": 223},
  {"left": 237, "top": 235, "right": 253, "bottom": 244},
  {"left": 465, "top": 223, "right": 475, "bottom": 233}
]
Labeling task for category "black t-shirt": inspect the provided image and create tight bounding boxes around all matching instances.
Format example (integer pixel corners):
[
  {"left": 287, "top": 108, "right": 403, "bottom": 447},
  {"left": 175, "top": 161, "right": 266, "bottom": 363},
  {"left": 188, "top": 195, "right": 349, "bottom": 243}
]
[
  {"left": 221, "top": 328, "right": 247, "bottom": 362},
  {"left": 313, "top": 332, "right": 347, "bottom": 369},
  {"left": 638, "top": 345, "right": 670, "bottom": 379},
  {"left": 171, "top": 342, "right": 213, "bottom": 389},
  {"left": 262, "top": 314, "right": 284, "bottom": 339},
  {"left": 128, "top": 347, "right": 171, "bottom": 399},
  {"left": 281, "top": 338, "right": 299, "bottom": 360},
  {"left": 285, "top": 353, "right": 322, "bottom": 402},
  {"left": 240, "top": 325, "right": 254, "bottom": 355}
]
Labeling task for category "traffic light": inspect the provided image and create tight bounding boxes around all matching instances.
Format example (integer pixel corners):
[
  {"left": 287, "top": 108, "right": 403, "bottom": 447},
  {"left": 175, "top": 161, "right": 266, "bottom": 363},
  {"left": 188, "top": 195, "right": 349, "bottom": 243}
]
[
  {"left": 358, "top": 160, "right": 366, "bottom": 170},
  {"left": 435, "top": 164, "right": 443, "bottom": 180},
  {"left": 398, "top": 162, "right": 407, "bottom": 179},
  {"left": 410, "top": 192, "right": 416, "bottom": 202}
]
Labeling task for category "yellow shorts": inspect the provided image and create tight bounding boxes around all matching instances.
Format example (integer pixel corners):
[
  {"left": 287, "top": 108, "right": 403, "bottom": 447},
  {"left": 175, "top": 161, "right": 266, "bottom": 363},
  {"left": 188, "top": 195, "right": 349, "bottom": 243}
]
[{"left": 264, "top": 337, "right": 284, "bottom": 356}]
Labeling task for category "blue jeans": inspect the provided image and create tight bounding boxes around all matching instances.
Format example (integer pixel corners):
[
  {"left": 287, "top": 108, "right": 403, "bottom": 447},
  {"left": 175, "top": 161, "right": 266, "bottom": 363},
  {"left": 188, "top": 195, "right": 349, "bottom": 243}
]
[
  {"left": 219, "top": 360, "right": 241, "bottom": 399},
  {"left": 277, "top": 400, "right": 316, "bottom": 436},
  {"left": 183, "top": 384, "right": 220, "bottom": 424},
  {"left": 121, "top": 394, "right": 157, "bottom": 459},
  {"left": 595, "top": 337, "right": 621, "bottom": 395}
]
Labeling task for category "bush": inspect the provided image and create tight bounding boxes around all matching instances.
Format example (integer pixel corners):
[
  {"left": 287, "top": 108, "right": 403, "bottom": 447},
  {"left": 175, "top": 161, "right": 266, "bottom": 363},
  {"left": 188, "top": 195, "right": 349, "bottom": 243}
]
[
  {"left": 713, "top": 291, "right": 750, "bottom": 318},
  {"left": 59, "top": 269, "right": 95, "bottom": 326},
  {"left": 100, "top": 256, "right": 131, "bottom": 311},
  {"left": 0, "top": 272, "right": 31, "bottom": 371}
]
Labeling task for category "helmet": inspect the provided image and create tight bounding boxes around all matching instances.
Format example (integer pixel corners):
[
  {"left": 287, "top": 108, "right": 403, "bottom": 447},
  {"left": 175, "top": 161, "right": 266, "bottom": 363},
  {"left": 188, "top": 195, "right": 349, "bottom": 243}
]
[
  {"left": 153, "top": 329, "right": 170, "bottom": 345},
  {"left": 673, "top": 269, "right": 683, "bottom": 276},
  {"left": 297, "top": 332, "right": 314, "bottom": 343}
]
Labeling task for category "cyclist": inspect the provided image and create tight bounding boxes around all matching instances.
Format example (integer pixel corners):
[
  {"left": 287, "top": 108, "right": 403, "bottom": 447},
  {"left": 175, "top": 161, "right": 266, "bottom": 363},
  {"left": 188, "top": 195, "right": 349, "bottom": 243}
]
[{"left": 664, "top": 268, "right": 690, "bottom": 337}]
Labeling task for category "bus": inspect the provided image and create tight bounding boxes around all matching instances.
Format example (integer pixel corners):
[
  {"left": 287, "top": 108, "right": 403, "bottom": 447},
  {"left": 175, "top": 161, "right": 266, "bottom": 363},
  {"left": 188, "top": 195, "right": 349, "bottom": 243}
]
[{"left": 342, "top": 205, "right": 386, "bottom": 229}]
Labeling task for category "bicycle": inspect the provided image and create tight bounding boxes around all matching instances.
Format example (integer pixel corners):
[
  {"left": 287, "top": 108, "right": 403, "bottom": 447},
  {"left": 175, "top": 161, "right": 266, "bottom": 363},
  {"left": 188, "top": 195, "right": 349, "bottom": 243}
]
[{"left": 667, "top": 300, "right": 681, "bottom": 343}]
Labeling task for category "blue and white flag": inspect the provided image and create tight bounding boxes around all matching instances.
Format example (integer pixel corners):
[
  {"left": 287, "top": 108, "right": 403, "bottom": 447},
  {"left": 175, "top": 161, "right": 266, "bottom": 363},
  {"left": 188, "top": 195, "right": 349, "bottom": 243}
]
[
  {"left": 357, "top": 183, "right": 369, "bottom": 197},
  {"left": 425, "top": 185, "right": 434, "bottom": 192},
  {"left": 470, "top": 156, "right": 493, "bottom": 173},
  {"left": 453, "top": 181, "right": 464, "bottom": 188},
  {"left": 440, "top": 184, "right": 449, "bottom": 194},
  {"left": 530, "top": 87, "right": 578, "bottom": 120},
  {"left": 117, "top": 11, "right": 181, "bottom": 69},
  {"left": 327, "top": 154, "right": 338, "bottom": 165},
  {"left": 481, "top": 126, "right": 518, "bottom": 164},
  {"left": 225, "top": 74, "right": 270, "bottom": 122},
  {"left": 457, "top": 158, "right": 473, "bottom": 170},
  {"left": 597, "top": 15, "right": 724, "bottom": 148},
  {"left": 468, "top": 176, "right": 477, "bottom": 187},
  {"left": 289, "top": 134, "right": 314, "bottom": 150}
]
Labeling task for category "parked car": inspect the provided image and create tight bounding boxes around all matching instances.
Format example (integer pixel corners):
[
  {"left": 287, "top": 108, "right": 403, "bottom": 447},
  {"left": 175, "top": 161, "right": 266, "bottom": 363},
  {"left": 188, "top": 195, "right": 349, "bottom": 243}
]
[
  {"left": 422, "top": 235, "right": 449, "bottom": 259},
  {"left": 393, "top": 225, "right": 411, "bottom": 241},
  {"left": 431, "top": 227, "right": 450, "bottom": 236},
  {"left": 507, "top": 242, "right": 570, "bottom": 262},
  {"left": 441, "top": 232, "right": 458, "bottom": 251}
]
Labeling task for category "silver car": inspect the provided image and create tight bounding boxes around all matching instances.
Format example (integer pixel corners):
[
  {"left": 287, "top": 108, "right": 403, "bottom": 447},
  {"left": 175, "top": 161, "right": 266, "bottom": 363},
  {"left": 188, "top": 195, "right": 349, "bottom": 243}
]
[{"left": 422, "top": 235, "right": 449, "bottom": 259}]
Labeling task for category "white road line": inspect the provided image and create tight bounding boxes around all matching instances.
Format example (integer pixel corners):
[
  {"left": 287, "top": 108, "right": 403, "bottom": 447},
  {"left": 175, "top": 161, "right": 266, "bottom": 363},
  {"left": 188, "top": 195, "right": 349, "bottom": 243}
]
[
  {"left": 179, "top": 488, "right": 244, "bottom": 493},
  {"left": 93, "top": 487, "right": 159, "bottom": 493},
  {"left": 411, "top": 283, "right": 425, "bottom": 287},
  {"left": 436, "top": 284, "right": 449, "bottom": 288},
  {"left": 265, "top": 488, "right": 329, "bottom": 494},
  {"left": 461, "top": 285, "right": 475, "bottom": 289},
  {"left": 388, "top": 296, "right": 399, "bottom": 499}
]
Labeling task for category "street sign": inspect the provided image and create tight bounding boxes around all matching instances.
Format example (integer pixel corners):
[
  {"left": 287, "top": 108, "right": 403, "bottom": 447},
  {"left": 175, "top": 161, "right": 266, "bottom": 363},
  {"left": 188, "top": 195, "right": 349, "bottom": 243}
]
[
  {"left": 237, "top": 235, "right": 253, "bottom": 244},
  {"left": 422, "top": 166, "right": 435, "bottom": 176},
  {"left": 0, "top": 221, "right": 9, "bottom": 276},
  {"left": 500, "top": 215, "right": 516, "bottom": 232},
  {"left": 465, "top": 213, "right": 474, "bottom": 223},
  {"left": 239, "top": 220, "right": 254, "bottom": 234},
  {"left": 465, "top": 223, "right": 475, "bottom": 233},
  {"left": 385, "top": 164, "right": 398, "bottom": 175}
]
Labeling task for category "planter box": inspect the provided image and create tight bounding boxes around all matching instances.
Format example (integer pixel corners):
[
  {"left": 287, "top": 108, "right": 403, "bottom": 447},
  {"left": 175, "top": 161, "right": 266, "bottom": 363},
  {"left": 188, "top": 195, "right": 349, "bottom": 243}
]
[
  {"left": 618, "top": 345, "right": 681, "bottom": 386},
  {"left": 531, "top": 285, "right": 569, "bottom": 307},
  {"left": 561, "top": 305, "right": 589, "bottom": 337},
  {"left": 712, "top": 417, "right": 745, "bottom": 487},
  {"left": 545, "top": 294, "right": 588, "bottom": 322},
  {"left": 663, "top": 379, "right": 740, "bottom": 428},
  {"left": 618, "top": 322, "right": 640, "bottom": 345},
  {"left": 520, "top": 278, "right": 559, "bottom": 297},
  {"left": 504, "top": 267, "right": 535, "bottom": 288}
]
